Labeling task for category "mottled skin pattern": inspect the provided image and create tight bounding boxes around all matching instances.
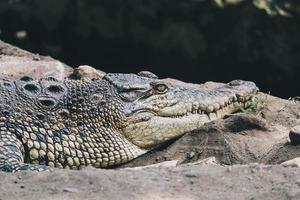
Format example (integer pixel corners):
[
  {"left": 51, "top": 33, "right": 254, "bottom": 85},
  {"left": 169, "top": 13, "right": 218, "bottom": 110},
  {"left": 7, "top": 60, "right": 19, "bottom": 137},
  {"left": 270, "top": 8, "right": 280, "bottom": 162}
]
[{"left": 0, "top": 71, "right": 258, "bottom": 172}]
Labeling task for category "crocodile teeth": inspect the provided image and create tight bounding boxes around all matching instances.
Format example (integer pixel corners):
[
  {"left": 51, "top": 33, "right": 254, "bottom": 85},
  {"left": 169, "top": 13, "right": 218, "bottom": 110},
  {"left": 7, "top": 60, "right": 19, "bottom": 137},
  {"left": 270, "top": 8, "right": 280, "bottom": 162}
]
[
  {"left": 206, "top": 105, "right": 214, "bottom": 113},
  {"left": 219, "top": 101, "right": 225, "bottom": 108},
  {"left": 208, "top": 112, "right": 217, "bottom": 120},
  {"left": 215, "top": 110, "right": 221, "bottom": 118},
  {"left": 192, "top": 102, "right": 199, "bottom": 110},
  {"left": 213, "top": 103, "right": 220, "bottom": 111},
  {"left": 168, "top": 95, "right": 253, "bottom": 119},
  {"left": 233, "top": 96, "right": 237, "bottom": 101},
  {"left": 199, "top": 104, "right": 206, "bottom": 111}
]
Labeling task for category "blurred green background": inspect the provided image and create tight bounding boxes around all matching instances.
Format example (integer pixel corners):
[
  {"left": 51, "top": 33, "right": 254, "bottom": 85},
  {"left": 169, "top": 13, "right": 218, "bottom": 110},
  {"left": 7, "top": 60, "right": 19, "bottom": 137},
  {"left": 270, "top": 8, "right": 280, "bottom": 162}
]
[{"left": 0, "top": 0, "right": 299, "bottom": 97}]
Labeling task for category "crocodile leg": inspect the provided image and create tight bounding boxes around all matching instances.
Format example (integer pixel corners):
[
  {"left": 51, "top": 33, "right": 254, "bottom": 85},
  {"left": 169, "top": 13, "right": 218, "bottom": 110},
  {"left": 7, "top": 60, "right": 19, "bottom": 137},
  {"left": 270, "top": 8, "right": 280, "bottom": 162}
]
[{"left": 0, "top": 131, "right": 49, "bottom": 172}]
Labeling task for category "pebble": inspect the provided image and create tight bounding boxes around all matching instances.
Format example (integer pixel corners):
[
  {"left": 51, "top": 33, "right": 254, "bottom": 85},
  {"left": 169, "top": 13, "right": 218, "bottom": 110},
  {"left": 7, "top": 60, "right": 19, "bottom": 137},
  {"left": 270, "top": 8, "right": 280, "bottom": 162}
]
[
  {"left": 183, "top": 170, "right": 198, "bottom": 178},
  {"left": 289, "top": 125, "right": 300, "bottom": 145},
  {"left": 62, "top": 187, "right": 80, "bottom": 193},
  {"left": 73, "top": 65, "right": 106, "bottom": 79},
  {"left": 226, "top": 166, "right": 232, "bottom": 172},
  {"left": 186, "top": 151, "right": 195, "bottom": 159},
  {"left": 281, "top": 157, "right": 300, "bottom": 168}
]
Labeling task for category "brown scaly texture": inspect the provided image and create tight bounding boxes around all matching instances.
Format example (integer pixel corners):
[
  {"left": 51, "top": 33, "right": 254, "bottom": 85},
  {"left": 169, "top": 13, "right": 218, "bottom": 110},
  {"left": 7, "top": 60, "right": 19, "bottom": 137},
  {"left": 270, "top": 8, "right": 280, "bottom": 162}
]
[{"left": 0, "top": 77, "right": 143, "bottom": 172}]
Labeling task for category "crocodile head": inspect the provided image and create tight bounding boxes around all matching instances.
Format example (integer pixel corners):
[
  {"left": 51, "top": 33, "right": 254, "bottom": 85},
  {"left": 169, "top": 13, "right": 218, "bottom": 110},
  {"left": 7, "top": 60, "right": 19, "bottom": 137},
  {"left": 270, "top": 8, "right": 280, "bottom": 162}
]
[{"left": 104, "top": 71, "right": 258, "bottom": 150}]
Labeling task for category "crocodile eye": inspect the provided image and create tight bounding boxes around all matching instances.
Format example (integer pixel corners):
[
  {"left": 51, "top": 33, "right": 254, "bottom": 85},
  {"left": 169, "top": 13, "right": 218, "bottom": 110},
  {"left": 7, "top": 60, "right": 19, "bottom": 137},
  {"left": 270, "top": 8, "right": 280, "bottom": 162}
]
[{"left": 154, "top": 84, "right": 168, "bottom": 94}]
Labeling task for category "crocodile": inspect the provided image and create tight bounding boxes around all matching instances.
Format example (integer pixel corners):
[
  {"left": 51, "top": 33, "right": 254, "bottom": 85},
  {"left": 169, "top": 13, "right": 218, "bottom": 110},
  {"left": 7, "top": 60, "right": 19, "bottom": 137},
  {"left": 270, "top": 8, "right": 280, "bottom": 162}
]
[{"left": 0, "top": 71, "right": 258, "bottom": 172}]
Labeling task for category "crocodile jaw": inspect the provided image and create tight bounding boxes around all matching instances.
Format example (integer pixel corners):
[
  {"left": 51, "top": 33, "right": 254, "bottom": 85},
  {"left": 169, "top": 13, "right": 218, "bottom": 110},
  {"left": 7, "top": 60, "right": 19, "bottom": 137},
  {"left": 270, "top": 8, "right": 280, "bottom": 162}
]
[
  {"left": 122, "top": 101, "right": 244, "bottom": 149},
  {"left": 122, "top": 114, "right": 209, "bottom": 149}
]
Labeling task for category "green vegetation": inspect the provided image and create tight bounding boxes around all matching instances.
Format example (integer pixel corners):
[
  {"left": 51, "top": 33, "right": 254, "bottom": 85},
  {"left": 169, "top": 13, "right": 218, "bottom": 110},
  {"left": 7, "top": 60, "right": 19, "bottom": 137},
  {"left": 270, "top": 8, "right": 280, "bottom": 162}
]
[
  {"left": 234, "top": 94, "right": 269, "bottom": 113},
  {"left": 288, "top": 96, "right": 300, "bottom": 118}
]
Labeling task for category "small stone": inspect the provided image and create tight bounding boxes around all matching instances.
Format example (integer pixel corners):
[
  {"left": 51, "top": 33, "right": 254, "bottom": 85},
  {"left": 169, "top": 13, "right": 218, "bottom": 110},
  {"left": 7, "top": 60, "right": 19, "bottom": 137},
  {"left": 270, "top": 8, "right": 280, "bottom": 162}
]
[
  {"left": 226, "top": 166, "right": 232, "bottom": 172},
  {"left": 187, "top": 151, "right": 195, "bottom": 159},
  {"left": 72, "top": 65, "right": 106, "bottom": 79},
  {"left": 281, "top": 157, "right": 300, "bottom": 168},
  {"left": 63, "top": 187, "right": 80, "bottom": 193},
  {"left": 155, "top": 156, "right": 161, "bottom": 162},
  {"left": 184, "top": 170, "right": 198, "bottom": 178},
  {"left": 289, "top": 125, "right": 300, "bottom": 145}
]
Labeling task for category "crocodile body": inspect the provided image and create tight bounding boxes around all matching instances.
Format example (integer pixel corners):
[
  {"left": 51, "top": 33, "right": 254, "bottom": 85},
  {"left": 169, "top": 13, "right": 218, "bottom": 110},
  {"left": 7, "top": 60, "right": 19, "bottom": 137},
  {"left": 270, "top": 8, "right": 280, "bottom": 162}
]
[{"left": 0, "top": 71, "right": 258, "bottom": 172}]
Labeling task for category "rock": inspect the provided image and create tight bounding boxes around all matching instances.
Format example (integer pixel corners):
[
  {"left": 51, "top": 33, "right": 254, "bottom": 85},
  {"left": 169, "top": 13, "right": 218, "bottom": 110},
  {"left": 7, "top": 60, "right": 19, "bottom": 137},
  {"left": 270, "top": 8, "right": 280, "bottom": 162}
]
[
  {"left": 127, "top": 160, "right": 178, "bottom": 170},
  {"left": 0, "top": 40, "right": 73, "bottom": 80},
  {"left": 186, "top": 151, "right": 196, "bottom": 159},
  {"left": 62, "top": 187, "right": 80, "bottom": 193},
  {"left": 183, "top": 170, "right": 199, "bottom": 178},
  {"left": 0, "top": 56, "right": 72, "bottom": 80},
  {"left": 289, "top": 126, "right": 300, "bottom": 145},
  {"left": 70, "top": 65, "right": 106, "bottom": 79},
  {"left": 281, "top": 157, "right": 300, "bottom": 168},
  {"left": 0, "top": 40, "right": 35, "bottom": 57}
]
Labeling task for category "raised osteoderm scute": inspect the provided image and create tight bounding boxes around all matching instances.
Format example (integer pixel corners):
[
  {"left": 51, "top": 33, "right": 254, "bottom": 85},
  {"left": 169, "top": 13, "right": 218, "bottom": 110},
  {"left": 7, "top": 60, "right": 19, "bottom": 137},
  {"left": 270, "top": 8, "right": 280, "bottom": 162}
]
[{"left": 0, "top": 72, "right": 258, "bottom": 172}]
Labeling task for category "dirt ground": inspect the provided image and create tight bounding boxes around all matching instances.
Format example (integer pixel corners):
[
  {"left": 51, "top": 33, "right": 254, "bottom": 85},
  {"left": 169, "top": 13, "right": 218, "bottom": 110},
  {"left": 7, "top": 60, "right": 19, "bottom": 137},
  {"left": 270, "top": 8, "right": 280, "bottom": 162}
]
[
  {"left": 1, "top": 164, "right": 300, "bottom": 200},
  {"left": 0, "top": 40, "right": 300, "bottom": 200}
]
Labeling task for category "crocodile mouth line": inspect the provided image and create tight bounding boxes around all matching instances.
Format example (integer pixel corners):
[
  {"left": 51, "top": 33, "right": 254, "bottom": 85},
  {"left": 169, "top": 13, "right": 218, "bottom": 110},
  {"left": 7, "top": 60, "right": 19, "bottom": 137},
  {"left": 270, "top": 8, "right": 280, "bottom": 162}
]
[
  {"left": 167, "top": 98, "right": 254, "bottom": 119},
  {"left": 146, "top": 96, "right": 255, "bottom": 118},
  {"left": 129, "top": 94, "right": 256, "bottom": 122}
]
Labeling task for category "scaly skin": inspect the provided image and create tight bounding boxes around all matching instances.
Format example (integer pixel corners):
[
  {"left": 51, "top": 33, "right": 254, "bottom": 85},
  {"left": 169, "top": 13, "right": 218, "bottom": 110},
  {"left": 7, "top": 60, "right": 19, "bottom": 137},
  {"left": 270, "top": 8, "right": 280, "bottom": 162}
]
[{"left": 0, "top": 71, "right": 258, "bottom": 172}]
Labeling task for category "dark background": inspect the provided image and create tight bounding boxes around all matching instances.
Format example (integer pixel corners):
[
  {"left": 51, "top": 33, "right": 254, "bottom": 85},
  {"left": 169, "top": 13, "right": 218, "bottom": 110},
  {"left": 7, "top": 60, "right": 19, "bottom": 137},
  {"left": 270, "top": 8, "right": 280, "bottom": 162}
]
[{"left": 0, "top": 0, "right": 299, "bottom": 98}]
